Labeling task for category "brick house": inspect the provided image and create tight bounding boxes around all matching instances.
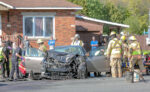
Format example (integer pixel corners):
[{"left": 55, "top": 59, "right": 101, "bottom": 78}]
[
  {"left": 0, "top": 0, "right": 130, "bottom": 51},
  {"left": 0, "top": 0, "right": 82, "bottom": 48}
]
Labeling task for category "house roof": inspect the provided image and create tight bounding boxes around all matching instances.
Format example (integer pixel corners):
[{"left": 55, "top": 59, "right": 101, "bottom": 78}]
[
  {"left": 76, "top": 19, "right": 103, "bottom": 32},
  {"left": 76, "top": 15, "right": 130, "bottom": 28},
  {"left": 0, "top": 0, "right": 82, "bottom": 10}
]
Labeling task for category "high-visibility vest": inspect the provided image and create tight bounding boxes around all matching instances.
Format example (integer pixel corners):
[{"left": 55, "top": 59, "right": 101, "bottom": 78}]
[
  {"left": 0, "top": 47, "right": 4, "bottom": 60},
  {"left": 39, "top": 45, "right": 47, "bottom": 52},
  {"left": 130, "top": 41, "right": 141, "bottom": 55},
  {"left": 106, "top": 38, "right": 122, "bottom": 58},
  {"left": 111, "top": 39, "right": 122, "bottom": 54},
  {"left": 72, "top": 40, "right": 84, "bottom": 47}
]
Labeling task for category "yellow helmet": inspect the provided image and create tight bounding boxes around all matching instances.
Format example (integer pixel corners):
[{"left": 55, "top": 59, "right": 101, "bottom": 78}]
[
  {"left": 129, "top": 36, "right": 136, "bottom": 41},
  {"left": 110, "top": 31, "right": 116, "bottom": 36},
  {"left": 37, "top": 39, "right": 43, "bottom": 44},
  {"left": 121, "top": 36, "right": 126, "bottom": 41}
]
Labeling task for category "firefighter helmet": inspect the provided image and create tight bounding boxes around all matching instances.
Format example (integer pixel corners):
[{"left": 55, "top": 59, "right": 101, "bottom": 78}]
[
  {"left": 110, "top": 31, "right": 116, "bottom": 36},
  {"left": 74, "top": 34, "right": 80, "bottom": 38},
  {"left": 37, "top": 39, "right": 43, "bottom": 44},
  {"left": 129, "top": 36, "right": 136, "bottom": 41},
  {"left": 121, "top": 36, "right": 126, "bottom": 41}
]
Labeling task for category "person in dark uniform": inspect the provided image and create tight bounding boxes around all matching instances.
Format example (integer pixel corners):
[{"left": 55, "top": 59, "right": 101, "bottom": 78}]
[
  {"left": 9, "top": 43, "right": 24, "bottom": 81},
  {"left": 2, "top": 42, "right": 11, "bottom": 78},
  {"left": 2, "top": 36, "right": 12, "bottom": 78}
]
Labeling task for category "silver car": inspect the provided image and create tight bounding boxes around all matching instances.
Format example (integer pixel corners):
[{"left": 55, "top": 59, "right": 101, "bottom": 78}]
[{"left": 24, "top": 46, "right": 110, "bottom": 79}]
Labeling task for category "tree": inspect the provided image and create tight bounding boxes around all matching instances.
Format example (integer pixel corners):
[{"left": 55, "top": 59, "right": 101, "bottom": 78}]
[
  {"left": 68, "top": 0, "right": 149, "bottom": 35},
  {"left": 124, "top": 16, "right": 141, "bottom": 34}
]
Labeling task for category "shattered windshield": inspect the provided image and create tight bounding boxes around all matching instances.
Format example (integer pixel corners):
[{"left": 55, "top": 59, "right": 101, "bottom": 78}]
[{"left": 54, "top": 46, "right": 85, "bottom": 56}]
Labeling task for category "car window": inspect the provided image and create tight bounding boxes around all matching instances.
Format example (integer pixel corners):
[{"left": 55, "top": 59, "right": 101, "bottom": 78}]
[
  {"left": 54, "top": 46, "right": 84, "bottom": 56},
  {"left": 90, "top": 46, "right": 105, "bottom": 57},
  {"left": 25, "top": 48, "right": 44, "bottom": 57}
]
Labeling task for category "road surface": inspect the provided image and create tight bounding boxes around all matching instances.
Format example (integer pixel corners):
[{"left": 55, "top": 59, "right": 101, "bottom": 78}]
[{"left": 0, "top": 76, "right": 150, "bottom": 92}]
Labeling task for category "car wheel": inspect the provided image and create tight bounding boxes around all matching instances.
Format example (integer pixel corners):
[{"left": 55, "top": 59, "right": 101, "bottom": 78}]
[
  {"left": 28, "top": 71, "right": 41, "bottom": 80},
  {"left": 77, "top": 62, "right": 87, "bottom": 79},
  {"left": 28, "top": 70, "right": 34, "bottom": 80}
]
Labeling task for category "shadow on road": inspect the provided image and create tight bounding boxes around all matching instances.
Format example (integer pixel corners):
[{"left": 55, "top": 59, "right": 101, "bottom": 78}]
[{"left": 0, "top": 84, "right": 7, "bottom": 87}]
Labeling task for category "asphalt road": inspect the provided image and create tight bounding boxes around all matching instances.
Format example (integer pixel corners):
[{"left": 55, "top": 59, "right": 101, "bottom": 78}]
[{"left": 0, "top": 76, "right": 150, "bottom": 92}]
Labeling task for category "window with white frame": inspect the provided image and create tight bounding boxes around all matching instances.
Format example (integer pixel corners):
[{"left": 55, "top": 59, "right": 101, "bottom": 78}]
[{"left": 23, "top": 16, "right": 54, "bottom": 37}]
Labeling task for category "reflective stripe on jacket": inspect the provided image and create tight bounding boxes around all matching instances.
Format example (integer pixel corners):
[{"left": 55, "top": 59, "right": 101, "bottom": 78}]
[
  {"left": 71, "top": 40, "right": 84, "bottom": 47},
  {"left": 129, "top": 41, "right": 141, "bottom": 56},
  {"left": 106, "top": 38, "right": 122, "bottom": 58}
]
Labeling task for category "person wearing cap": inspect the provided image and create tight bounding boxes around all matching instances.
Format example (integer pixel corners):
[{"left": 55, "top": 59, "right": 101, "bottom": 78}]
[
  {"left": 128, "top": 36, "right": 145, "bottom": 81},
  {"left": 71, "top": 34, "right": 84, "bottom": 47},
  {"left": 37, "top": 39, "right": 47, "bottom": 53},
  {"left": 106, "top": 31, "right": 122, "bottom": 78},
  {"left": 120, "top": 35, "right": 129, "bottom": 68}
]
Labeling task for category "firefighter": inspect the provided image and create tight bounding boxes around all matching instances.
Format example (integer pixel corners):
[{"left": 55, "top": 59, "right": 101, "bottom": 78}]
[
  {"left": 37, "top": 39, "right": 47, "bottom": 53},
  {"left": 71, "top": 34, "right": 84, "bottom": 47},
  {"left": 120, "top": 35, "right": 129, "bottom": 67},
  {"left": 128, "top": 36, "right": 146, "bottom": 80},
  {"left": 106, "top": 31, "right": 122, "bottom": 78}
]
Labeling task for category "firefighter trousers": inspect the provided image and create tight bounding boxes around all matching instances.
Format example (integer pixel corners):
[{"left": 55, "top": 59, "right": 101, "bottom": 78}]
[
  {"left": 110, "top": 58, "right": 122, "bottom": 78},
  {"left": 129, "top": 57, "right": 145, "bottom": 72}
]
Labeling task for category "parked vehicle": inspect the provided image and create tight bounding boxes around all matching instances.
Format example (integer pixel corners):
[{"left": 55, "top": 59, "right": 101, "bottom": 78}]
[{"left": 24, "top": 46, "right": 110, "bottom": 79}]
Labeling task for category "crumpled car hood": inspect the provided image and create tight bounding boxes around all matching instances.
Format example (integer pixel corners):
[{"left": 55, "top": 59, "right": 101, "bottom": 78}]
[{"left": 47, "top": 51, "right": 76, "bottom": 63}]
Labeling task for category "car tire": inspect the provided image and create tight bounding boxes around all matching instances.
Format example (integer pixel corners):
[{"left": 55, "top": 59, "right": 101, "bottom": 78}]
[
  {"left": 77, "top": 62, "right": 87, "bottom": 79},
  {"left": 29, "top": 71, "right": 42, "bottom": 80}
]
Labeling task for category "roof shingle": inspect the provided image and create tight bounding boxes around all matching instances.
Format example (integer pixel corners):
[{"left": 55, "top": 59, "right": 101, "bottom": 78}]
[{"left": 0, "top": 0, "right": 81, "bottom": 9}]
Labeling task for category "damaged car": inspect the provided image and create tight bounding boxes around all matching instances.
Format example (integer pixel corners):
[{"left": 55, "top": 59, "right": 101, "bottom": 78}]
[{"left": 24, "top": 46, "right": 110, "bottom": 80}]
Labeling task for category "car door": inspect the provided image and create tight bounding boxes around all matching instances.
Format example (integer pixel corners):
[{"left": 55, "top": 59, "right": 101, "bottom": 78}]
[
  {"left": 24, "top": 48, "right": 44, "bottom": 73},
  {"left": 86, "top": 47, "right": 110, "bottom": 72}
]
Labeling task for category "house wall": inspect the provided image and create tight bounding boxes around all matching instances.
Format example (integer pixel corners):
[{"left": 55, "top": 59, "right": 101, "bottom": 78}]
[{"left": 0, "top": 10, "right": 76, "bottom": 48}]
